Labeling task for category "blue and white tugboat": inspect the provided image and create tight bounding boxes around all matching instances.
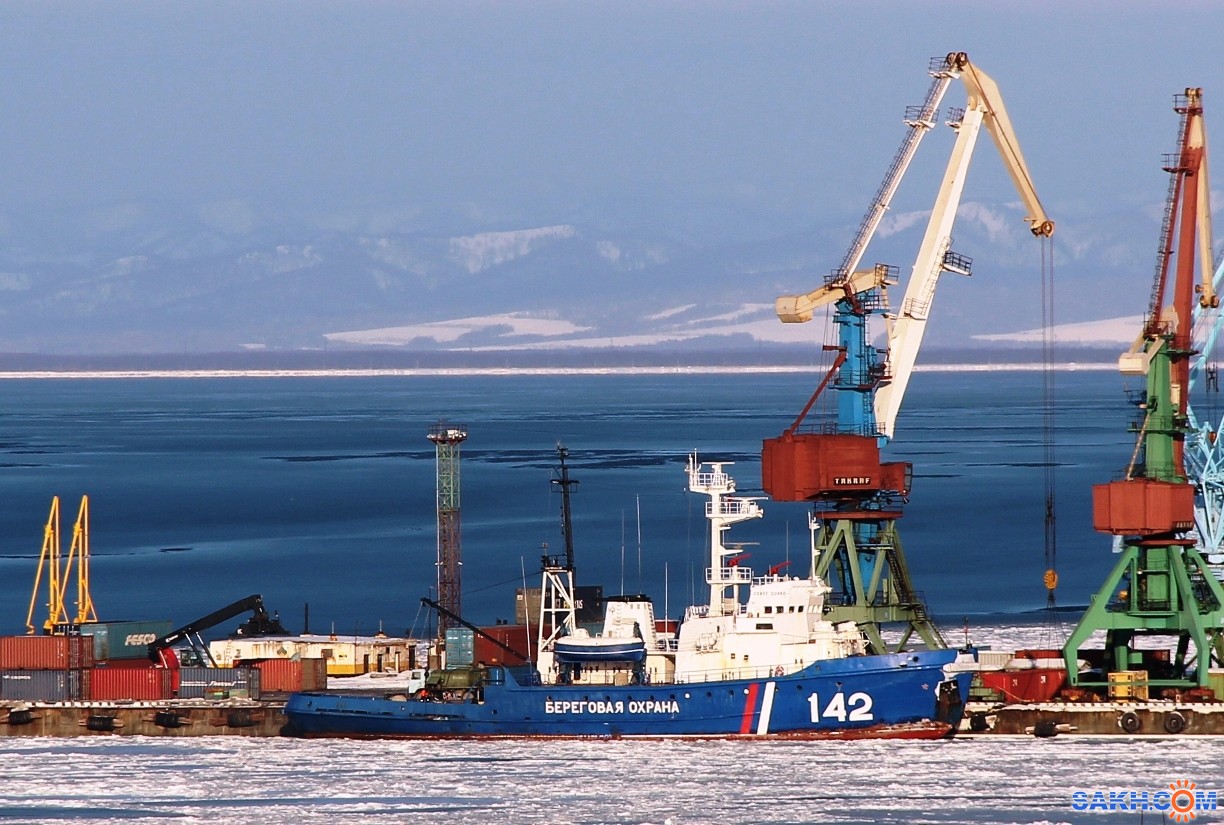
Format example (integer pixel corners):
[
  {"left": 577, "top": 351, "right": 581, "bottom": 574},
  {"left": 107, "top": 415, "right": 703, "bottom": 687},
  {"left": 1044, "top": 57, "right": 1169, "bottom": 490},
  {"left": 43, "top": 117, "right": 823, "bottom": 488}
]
[{"left": 284, "top": 454, "right": 970, "bottom": 739}]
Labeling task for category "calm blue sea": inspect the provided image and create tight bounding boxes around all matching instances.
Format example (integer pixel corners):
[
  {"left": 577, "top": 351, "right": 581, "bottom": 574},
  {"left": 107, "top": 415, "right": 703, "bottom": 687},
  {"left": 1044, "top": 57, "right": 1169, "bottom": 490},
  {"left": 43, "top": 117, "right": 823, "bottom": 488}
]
[{"left": 0, "top": 368, "right": 1137, "bottom": 639}]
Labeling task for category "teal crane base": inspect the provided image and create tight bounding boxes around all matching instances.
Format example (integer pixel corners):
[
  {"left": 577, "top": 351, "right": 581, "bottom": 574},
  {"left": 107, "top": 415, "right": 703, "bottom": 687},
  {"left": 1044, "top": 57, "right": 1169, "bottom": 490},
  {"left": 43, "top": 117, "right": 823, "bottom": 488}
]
[{"left": 813, "top": 515, "right": 947, "bottom": 654}]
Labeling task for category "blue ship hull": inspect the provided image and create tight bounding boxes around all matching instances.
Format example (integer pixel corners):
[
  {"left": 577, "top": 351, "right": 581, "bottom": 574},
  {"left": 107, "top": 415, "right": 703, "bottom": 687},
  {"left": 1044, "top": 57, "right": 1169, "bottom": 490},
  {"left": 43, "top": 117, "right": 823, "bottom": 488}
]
[{"left": 284, "top": 649, "right": 970, "bottom": 740}]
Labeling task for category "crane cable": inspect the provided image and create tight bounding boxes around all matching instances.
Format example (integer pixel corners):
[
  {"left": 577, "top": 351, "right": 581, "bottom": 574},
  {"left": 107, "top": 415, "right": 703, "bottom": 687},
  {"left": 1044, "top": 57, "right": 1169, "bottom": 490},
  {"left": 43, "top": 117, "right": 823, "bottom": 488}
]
[{"left": 1041, "top": 236, "right": 1059, "bottom": 609}]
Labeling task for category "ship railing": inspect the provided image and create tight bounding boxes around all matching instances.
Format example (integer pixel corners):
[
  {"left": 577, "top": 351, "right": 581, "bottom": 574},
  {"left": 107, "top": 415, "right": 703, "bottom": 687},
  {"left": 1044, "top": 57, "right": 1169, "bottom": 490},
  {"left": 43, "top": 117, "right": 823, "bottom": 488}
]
[
  {"left": 548, "top": 670, "right": 660, "bottom": 687},
  {"left": 684, "top": 605, "right": 710, "bottom": 620},
  {"left": 707, "top": 566, "right": 753, "bottom": 585},
  {"left": 690, "top": 469, "right": 732, "bottom": 491},
  {"left": 705, "top": 499, "right": 761, "bottom": 519},
  {"left": 675, "top": 664, "right": 796, "bottom": 684}
]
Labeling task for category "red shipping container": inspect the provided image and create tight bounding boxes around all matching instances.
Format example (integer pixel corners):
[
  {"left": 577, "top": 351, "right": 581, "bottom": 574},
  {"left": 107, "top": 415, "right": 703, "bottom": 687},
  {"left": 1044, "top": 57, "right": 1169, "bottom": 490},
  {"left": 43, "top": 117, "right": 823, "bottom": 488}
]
[
  {"left": 97, "top": 658, "right": 157, "bottom": 669},
  {"left": 0, "top": 634, "right": 94, "bottom": 670},
  {"left": 88, "top": 667, "right": 172, "bottom": 701},
  {"left": 980, "top": 669, "right": 1067, "bottom": 703},
  {"left": 253, "top": 659, "right": 303, "bottom": 692},
  {"left": 474, "top": 625, "right": 532, "bottom": 666}
]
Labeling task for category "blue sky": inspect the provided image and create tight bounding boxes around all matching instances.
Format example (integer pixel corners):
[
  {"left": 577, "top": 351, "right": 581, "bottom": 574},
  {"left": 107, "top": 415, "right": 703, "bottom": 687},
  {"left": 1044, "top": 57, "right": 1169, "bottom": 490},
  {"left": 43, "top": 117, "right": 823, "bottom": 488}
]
[
  {"left": 1, "top": 0, "right": 1223, "bottom": 344},
  {"left": 1, "top": 2, "right": 1219, "bottom": 226}
]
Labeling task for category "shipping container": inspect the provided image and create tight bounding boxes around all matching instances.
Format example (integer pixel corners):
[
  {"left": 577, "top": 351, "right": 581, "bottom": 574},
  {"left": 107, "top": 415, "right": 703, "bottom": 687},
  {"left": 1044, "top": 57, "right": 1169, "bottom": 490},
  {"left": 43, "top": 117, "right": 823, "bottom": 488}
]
[
  {"left": 0, "top": 668, "right": 87, "bottom": 701},
  {"left": 251, "top": 658, "right": 328, "bottom": 692},
  {"left": 516, "top": 585, "right": 603, "bottom": 625},
  {"left": 97, "top": 658, "right": 157, "bottom": 669},
  {"left": 474, "top": 625, "right": 532, "bottom": 666},
  {"left": 177, "top": 667, "right": 261, "bottom": 699},
  {"left": 301, "top": 657, "right": 328, "bottom": 691},
  {"left": 252, "top": 659, "right": 303, "bottom": 693},
  {"left": 88, "top": 666, "right": 172, "bottom": 701},
  {"left": 0, "top": 634, "right": 93, "bottom": 670},
  {"left": 79, "top": 620, "right": 173, "bottom": 661},
  {"left": 444, "top": 628, "right": 474, "bottom": 667}
]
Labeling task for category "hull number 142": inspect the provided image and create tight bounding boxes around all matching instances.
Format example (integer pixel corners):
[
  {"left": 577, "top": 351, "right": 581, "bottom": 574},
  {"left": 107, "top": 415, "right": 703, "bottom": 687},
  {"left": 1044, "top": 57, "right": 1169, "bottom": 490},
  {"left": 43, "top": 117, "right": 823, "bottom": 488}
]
[{"left": 808, "top": 691, "right": 873, "bottom": 723}]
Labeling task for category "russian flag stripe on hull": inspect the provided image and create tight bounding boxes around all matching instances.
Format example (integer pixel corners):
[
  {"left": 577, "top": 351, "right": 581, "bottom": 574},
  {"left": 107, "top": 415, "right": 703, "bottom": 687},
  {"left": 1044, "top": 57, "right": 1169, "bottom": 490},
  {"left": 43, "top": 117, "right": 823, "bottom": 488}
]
[{"left": 739, "top": 682, "right": 759, "bottom": 734}]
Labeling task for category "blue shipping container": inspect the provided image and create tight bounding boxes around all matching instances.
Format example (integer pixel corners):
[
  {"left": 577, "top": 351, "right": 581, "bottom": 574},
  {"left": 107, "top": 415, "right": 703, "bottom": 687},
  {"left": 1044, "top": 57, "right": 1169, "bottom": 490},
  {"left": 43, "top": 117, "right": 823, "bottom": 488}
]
[
  {"left": 177, "top": 667, "right": 261, "bottom": 700},
  {"left": 0, "top": 669, "right": 86, "bottom": 701}
]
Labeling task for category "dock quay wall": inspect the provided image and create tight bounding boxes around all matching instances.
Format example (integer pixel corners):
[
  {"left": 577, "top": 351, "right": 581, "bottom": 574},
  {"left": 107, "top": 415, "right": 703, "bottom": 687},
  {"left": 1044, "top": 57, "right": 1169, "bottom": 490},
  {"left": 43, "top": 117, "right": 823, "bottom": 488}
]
[
  {"left": 964, "top": 700, "right": 1224, "bottom": 736},
  {"left": 1, "top": 700, "right": 287, "bottom": 737}
]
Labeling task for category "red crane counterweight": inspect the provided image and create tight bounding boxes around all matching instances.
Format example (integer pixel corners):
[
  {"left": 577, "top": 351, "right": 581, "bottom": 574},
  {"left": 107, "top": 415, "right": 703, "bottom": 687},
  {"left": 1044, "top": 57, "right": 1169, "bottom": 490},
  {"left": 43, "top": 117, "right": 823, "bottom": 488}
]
[
  {"left": 1091, "top": 478, "right": 1196, "bottom": 536},
  {"left": 762, "top": 432, "right": 911, "bottom": 503}
]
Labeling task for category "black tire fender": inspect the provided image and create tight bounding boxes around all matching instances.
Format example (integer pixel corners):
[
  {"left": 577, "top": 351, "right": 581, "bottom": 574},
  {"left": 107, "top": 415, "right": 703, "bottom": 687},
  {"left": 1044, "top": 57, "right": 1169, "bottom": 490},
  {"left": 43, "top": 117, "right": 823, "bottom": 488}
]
[
  {"left": 969, "top": 712, "right": 989, "bottom": 733},
  {"left": 1032, "top": 720, "right": 1058, "bottom": 738},
  {"left": 1164, "top": 711, "right": 1187, "bottom": 734},
  {"left": 1119, "top": 711, "right": 1141, "bottom": 734}
]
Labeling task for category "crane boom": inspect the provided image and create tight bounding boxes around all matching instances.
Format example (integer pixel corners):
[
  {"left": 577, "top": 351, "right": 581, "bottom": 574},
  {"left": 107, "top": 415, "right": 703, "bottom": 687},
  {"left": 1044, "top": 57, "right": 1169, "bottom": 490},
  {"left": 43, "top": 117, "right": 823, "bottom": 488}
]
[
  {"left": 960, "top": 62, "right": 1055, "bottom": 238},
  {"left": 147, "top": 594, "right": 287, "bottom": 665},
  {"left": 775, "top": 54, "right": 963, "bottom": 325},
  {"left": 874, "top": 57, "right": 1054, "bottom": 438},
  {"left": 774, "top": 54, "right": 1052, "bottom": 440},
  {"left": 777, "top": 265, "right": 897, "bottom": 323}
]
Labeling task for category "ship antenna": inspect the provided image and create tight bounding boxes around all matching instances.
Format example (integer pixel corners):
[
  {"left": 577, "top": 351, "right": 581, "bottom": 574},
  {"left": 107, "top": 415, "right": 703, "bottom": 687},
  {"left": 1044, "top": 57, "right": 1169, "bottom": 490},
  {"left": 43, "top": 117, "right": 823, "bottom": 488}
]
[
  {"left": 552, "top": 443, "right": 579, "bottom": 575},
  {"left": 620, "top": 509, "right": 626, "bottom": 596},
  {"left": 636, "top": 494, "right": 643, "bottom": 593}
]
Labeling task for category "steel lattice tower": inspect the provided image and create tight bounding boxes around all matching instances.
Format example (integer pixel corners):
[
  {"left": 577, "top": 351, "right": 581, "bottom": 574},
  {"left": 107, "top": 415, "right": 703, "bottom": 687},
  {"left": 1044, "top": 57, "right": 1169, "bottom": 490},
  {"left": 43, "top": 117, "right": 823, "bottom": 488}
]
[{"left": 428, "top": 422, "right": 468, "bottom": 638}]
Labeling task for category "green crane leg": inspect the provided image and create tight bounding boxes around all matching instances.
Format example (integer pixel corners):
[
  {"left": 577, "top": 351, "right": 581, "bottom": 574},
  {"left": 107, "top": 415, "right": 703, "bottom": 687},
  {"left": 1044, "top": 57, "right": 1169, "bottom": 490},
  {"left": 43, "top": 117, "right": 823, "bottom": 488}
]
[{"left": 814, "top": 515, "right": 946, "bottom": 654}]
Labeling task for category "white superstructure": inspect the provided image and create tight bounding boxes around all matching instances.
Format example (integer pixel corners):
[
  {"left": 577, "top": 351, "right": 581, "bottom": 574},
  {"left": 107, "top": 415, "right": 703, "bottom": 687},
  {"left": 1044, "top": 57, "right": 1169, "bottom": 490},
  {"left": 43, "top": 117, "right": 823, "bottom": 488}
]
[{"left": 536, "top": 454, "right": 866, "bottom": 686}]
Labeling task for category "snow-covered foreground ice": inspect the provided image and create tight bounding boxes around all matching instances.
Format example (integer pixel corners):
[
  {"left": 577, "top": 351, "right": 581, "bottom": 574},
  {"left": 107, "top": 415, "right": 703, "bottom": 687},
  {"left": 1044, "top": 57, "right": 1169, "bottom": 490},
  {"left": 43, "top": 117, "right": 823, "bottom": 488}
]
[{"left": 0, "top": 735, "right": 1220, "bottom": 824}]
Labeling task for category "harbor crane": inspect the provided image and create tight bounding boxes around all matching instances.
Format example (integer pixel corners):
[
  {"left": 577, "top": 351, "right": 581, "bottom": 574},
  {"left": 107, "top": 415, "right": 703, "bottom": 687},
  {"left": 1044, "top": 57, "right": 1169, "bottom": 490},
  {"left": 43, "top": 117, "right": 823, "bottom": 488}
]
[
  {"left": 763, "top": 52, "right": 1054, "bottom": 653},
  {"left": 1183, "top": 229, "right": 1224, "bottom": 582},
  {"left": 1064, "top": 88, "right": 1224, "bottom": 691},
  {"left": 26, "top": 496, "right": 98, "bottom": 634}
]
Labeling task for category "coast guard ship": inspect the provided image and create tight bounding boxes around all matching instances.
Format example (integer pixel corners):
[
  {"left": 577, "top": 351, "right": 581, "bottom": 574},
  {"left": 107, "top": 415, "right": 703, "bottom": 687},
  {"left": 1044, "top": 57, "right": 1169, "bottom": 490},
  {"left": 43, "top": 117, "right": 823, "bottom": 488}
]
[{"left": 284, "top": 455, "right": 969, "bottom": 739}]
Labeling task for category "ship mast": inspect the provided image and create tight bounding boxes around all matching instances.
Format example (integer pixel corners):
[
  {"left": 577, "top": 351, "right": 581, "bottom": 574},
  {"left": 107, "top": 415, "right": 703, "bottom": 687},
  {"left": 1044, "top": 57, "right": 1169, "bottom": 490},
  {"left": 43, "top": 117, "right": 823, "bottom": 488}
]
[
  {"left": 686, "top": 455, "right": 763, "bottom": 615},
  {"left": 552, "top": 443, "right": 579, "bottom": 575}
]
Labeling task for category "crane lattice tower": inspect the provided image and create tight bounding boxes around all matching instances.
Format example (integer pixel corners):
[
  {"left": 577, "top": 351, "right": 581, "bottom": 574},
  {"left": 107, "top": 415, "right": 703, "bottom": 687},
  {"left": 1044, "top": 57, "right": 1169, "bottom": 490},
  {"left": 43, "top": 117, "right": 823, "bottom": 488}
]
[{"left": 428, "top": 423, "right": 468, "bottom": 638}]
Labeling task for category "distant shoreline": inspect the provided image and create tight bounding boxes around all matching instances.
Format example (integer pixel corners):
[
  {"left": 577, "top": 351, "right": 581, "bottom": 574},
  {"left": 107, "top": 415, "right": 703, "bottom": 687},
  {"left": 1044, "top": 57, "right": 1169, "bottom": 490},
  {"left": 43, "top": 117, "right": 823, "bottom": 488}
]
[{"left": 0, "top": 362, "right": 1118, "bottom": 379}]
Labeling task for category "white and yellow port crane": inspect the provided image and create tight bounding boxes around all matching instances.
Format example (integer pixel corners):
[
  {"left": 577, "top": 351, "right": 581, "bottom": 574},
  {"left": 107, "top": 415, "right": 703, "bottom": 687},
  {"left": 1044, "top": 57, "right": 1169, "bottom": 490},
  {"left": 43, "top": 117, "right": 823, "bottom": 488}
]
[{"left": 763, "top": 52, "right": 1054, "bottom": 652}]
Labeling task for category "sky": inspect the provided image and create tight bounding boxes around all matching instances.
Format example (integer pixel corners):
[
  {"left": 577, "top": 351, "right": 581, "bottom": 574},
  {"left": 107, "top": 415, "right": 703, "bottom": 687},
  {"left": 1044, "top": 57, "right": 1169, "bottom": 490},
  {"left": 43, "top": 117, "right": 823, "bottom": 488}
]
[
  {"left": 2, "top": 2, "right": 1222, "bottom": 225},
  {"left": 1, "top": 1, "right": 1224, "bottom": 333}
]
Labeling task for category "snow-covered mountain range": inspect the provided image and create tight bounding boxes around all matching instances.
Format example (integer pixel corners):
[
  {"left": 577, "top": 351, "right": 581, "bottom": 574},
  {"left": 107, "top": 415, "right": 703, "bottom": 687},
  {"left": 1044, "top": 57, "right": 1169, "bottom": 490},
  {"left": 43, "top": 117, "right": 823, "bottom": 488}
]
[{"left": 0, "top": 197, "right": 1175, "bottom": 355}]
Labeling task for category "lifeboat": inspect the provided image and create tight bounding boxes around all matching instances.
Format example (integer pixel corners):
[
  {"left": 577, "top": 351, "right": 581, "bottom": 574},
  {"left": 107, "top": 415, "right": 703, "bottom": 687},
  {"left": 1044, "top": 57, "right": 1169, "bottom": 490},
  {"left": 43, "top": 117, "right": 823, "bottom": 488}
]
[{"left": 552, "top": 629, "right": 647, "bottom": 664}]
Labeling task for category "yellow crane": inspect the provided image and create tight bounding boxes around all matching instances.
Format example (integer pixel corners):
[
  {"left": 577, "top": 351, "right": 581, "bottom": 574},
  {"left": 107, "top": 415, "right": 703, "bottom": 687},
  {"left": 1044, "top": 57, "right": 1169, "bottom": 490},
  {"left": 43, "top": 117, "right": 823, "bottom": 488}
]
[{"left": 25, "top": 495, "right": 98, "bottom": 633}]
